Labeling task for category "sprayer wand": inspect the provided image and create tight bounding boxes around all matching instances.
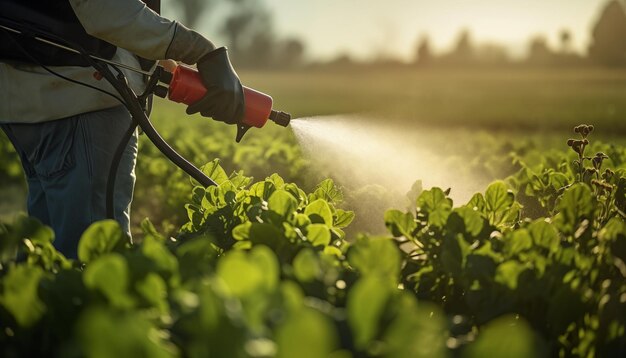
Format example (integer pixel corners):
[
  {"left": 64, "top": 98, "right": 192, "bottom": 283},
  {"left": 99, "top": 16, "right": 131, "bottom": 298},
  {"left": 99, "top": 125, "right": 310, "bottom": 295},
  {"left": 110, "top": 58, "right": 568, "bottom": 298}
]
[{"left": 154, "top": 65, "right": 291, "bottom": 142}]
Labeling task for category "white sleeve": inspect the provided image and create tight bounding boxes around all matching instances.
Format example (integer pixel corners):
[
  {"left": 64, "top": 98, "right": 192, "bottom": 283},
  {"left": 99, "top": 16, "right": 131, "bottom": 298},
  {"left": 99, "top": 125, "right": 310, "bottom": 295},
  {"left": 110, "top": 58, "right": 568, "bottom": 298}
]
[{"left": 69, "top": 0, "right": 177, "bottom": 60}]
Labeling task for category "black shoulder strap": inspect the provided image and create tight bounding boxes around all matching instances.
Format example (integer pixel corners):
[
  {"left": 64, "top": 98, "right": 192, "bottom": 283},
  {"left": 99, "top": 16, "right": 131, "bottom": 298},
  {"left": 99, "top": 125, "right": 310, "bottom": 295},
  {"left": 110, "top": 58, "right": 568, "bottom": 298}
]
[
  {"left": 0, "top": 0, "right": 162, "bottom": 67},
  {"left": 143, "top": 0, "right": 161, "bottom": 14},
  {"left": 0, "top": 0, "right": 117, "bottom": 66}
]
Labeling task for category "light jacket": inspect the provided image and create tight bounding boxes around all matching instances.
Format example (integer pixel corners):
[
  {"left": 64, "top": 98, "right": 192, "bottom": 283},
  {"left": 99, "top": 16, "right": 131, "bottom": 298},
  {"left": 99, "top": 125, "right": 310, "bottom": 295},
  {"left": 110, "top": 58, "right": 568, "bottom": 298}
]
[{"left": 0, "top": 0, "right": 215, "bottom": 123}]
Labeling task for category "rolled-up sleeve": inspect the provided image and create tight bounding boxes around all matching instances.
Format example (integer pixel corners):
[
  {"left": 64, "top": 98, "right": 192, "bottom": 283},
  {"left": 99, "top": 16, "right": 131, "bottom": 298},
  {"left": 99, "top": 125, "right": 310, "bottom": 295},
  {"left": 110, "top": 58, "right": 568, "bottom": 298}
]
[{"left": 69, "top": 0, "right": 177, "bottom": 60}]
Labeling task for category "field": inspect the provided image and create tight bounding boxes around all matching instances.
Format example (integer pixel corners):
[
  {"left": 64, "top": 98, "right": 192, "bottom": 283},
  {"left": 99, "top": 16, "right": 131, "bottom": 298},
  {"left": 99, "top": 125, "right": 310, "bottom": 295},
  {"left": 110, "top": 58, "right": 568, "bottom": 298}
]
[{"left": 1, "top": 67, "right": 625, "bottom": 357}]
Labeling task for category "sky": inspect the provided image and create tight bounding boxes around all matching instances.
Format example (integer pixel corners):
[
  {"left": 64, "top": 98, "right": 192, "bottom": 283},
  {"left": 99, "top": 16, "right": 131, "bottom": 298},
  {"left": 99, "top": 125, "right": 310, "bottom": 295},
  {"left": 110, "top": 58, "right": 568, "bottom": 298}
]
[{"left": 165, "top": 0, "right": 611, "bottom": 61}]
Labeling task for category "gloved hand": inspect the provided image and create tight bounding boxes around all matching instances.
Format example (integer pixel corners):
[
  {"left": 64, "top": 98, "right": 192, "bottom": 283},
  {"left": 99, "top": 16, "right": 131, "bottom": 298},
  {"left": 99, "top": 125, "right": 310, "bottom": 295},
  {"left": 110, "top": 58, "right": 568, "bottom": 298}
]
[{"left": 186, "top": 47, "right": 245, "bottom": 124}]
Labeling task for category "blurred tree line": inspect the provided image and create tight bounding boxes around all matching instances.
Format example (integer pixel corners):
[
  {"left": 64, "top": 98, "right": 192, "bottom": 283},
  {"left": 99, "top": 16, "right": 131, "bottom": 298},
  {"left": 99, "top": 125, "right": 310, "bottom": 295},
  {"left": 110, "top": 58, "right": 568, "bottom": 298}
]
[
  {"left": 172, "top": 0, "right": 305, "bottom": 69},
  {"left": 172, "top": 0, "right": 626, "bottom": 69},
  {"left": 412, "top": 0, "right": 626, "bottom": 68}
]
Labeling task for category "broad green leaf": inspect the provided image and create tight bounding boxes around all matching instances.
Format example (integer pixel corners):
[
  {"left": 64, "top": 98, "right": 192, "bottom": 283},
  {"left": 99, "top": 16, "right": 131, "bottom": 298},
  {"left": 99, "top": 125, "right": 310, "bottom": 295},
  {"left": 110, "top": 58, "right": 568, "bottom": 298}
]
[
  {"left": 217, "top": 246, "right": 279, "bottom": 297},
  {"left": 416, "top": 188, "right": 452, "bottom": 227},
  {"left": 383, "top": 295, "right": 447, "bottom": 358},
  {"left": 284, "top": 183, "right": 307, "bottom": 206},
  {"left": 554, "top": 184, "right": 594, "bottom": 234},
  {"left": 323, "top": 246, "right": 343, "bottom": 258},
  {"left": 349, "top": 237, "right": 400, "bottom": 281},
  {"left": 384, "top": 209, "right": 416, "bottom": 238},
  {"left": 548, "top": 172, "right": 569, "bottom": 190},
  {"left": 187, "top": 186, "right": 202, "bottom": 206},
  {"left": 249, "top": 246, "right": 280, "bottom": 292},
  {"left": 495, "top": 261, "right": 528, "bottom": 290},
  {"left": 463, "top": 315, "right": 536, "bottom": 358},
  {"left": 249, "top": 180, "right": 276, "bottom": 201},
  {"left": 78, "top": 308, "right": 177, "bottom": 358},
  {"left": 280, "top": 281, "right": 305, "bottom": 313},
  {"left": 135, "top": 273, "right": 169, "bottom": 314},
  {"left": 441, "top": 234, "right": 470, "bottom": 277},
  {"left": 217, "top": 251, "right": 265, "bottom": 297},
  {"left": 334, "top": 209, "right": 355, "bottom": 228},
  {"left": 185, "top": 203, "right": 204, "bottom": 229},
  {"left": 232, "top": 222, "right": 252, "bottom": 241},
  {"left": 229, "top": 170, "right": 253, "bottom": 189},
  {"left": 528, "top": 219, "right": 559, "bottom": 252},
  {"left": 307, "top": 224, "right": 331, "bottom": 247},
  {"left": 78, "top": 220, "right": 126, "bottom": 263},
  {"left": 248, "top": 223, "right": 284, "bottom": 247},
  {"left": 83, "top": 254, "right": 134, "bottom": 309},
  {"left": 293, "top": 248, "right": 320, "bottom": 282},
  {"left": 176, "top": 235, "right": 219, "bottom": 281},
  {"left": 293, "top": 213, "right": 312, "bottom": 228},
  {"left": 0, "top": 215, "right": 55, "bottom": 264},
  {"left": 305, "top": 199, "right": 333, "bottom": 226},
  {"left": 140, "top": 218, "right": 165, "bottom": 242},
  {"left": 599, "top": 218, "right": 626, "bottom": 262},
  {"left": 276, "top": 308, "right": 337, "bottom": 358},
  {"left": 504, "top": 229, "right": 533, "bottom": 255},
  {"left": 141, "top": 236, "right": 179, "bottom": 284},
  {"left": 268, "top": 190, "right": 298, "bottom": 217},
  {"left": 449, "top": 207, "right": 484, "bottom": 237},
  {"left": 347, "top": 276, "right": 392, "bottom": 349},
  {"left": 405, "top": 180, "right": 423, "bottom": 211},
  {"left": 467, "top": 193, "right": 486, "bottom": 212},
  {"left": 309, "top": 178, "right": 343, "bottom": 204},
  {"left": 485, "top": 181, "right": 514, "bottom": 214},
  {"left": 268, "top": 173, "right": 285, "bottom": 188},
  {"left": 0, "top": 265, "right": 46, "bottom": 327},
  {"left": 200, "top": 159, "right": 229, "bottom": 185},
  {"left": 598, "top": 217, "right": 626, "bottom": 241}
]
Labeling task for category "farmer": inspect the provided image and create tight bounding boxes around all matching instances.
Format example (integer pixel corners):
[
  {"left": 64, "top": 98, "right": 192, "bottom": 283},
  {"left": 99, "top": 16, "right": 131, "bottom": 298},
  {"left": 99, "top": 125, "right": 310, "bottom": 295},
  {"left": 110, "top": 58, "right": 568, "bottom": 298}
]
[{"left": 0, "top": 0, "right": 244, "bottom": 258}]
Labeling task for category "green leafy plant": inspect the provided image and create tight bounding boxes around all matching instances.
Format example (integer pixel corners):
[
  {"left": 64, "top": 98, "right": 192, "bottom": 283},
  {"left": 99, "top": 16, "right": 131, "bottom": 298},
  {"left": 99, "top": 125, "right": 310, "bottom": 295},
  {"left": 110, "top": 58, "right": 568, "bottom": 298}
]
[{"left": 1, "top": 125, "right": 625, "bottom": 357}]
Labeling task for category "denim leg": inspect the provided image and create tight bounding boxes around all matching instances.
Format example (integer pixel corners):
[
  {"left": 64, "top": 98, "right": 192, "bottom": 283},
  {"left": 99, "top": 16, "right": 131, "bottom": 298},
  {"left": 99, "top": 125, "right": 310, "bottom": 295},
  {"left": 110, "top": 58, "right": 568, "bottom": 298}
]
[
  {"left": 26, "top": 177, "right": 51, "bottom": 226},
  {"left": 76, "top": 106, "right": 137, "bottom": 237},
  {"left": 2, "top": 106, "right": 137, "bottom": 259}
]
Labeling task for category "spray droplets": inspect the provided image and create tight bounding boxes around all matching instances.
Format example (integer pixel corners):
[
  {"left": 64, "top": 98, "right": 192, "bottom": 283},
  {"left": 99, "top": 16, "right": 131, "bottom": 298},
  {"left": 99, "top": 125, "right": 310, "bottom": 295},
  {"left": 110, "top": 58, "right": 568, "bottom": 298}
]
[{"left": 290, "top": 115, "right": 487, "bottom": 205}]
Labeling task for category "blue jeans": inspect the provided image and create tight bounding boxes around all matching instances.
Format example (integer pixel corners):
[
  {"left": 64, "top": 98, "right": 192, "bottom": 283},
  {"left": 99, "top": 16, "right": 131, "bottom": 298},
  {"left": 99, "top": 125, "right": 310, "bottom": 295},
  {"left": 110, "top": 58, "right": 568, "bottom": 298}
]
[{"left": 1, "top": 106, "right": 137, "bottom": 259}]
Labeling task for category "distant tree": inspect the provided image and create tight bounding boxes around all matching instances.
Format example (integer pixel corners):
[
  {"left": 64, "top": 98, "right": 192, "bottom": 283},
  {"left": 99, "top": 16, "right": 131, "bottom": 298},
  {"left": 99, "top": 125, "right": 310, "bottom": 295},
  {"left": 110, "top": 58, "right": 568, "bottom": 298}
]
[
  {"left": 527, "top": 36, "right": 554, "bottom": 65},
  {"left": 222, "top": 10, "right": 258, "bottom": 54},
  {"left": 442, "top": 29, "right": 475, "bottom": 65},
  {"left": 246, "top": 31, "right": 275, "bottom": 68},
  {"left": 475, "top": 43, "right": 509, "bottom": 65},
  {"left": 414, "top": 35, "right": 433, "bottom": 66},
  {"left": 280, "top": 38, "right": 306, "bottom": 68},
  {"left": 452, "top": 30, "right": 475, "bottom": 62},
  {"left": 220, "top": 0, "right": 276, "bottom": 67},
  {"left": 327, "top": 53, "right": 355, "bottom": 68},
  {"left": 173, "top": 0, "right": 219, "bottom": 29},
  {"left": 559, "top": 29, "right": 572, "bottom": 53},
  {"left": 588, "top": 0, "right": 626, "bottom": 66}
]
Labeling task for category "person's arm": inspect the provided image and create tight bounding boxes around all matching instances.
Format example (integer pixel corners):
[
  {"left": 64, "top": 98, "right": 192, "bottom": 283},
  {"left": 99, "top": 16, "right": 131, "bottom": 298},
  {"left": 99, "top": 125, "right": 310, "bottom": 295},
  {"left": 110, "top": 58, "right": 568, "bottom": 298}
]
[
  {"left": 69, "top": 0, "right": 244, "bottom": 124},
  {"left": 68, "top": 0, "right": 214, "bottom": 64}
]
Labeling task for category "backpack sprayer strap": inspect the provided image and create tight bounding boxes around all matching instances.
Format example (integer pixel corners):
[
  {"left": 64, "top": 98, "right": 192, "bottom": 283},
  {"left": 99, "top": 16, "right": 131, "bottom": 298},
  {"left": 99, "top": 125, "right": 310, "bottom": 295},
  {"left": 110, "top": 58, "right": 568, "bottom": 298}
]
[{"left": 0, "top": 0, "right": 117, "bottom": 66}]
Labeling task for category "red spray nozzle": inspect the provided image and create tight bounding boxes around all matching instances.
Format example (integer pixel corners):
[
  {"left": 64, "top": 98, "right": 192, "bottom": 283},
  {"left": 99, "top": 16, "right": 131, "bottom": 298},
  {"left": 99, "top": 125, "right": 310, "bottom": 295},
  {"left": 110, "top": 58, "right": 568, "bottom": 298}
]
[{"left": 164, "top": 65, "right": 291, "bottom": 142}]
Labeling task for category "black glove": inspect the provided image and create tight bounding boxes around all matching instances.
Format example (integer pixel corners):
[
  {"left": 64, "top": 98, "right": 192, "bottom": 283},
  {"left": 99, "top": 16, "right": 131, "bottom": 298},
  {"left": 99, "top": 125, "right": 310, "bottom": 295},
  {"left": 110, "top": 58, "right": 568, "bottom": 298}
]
[{"left": 186, "top": 47, "right": 245, "bottom": 124}]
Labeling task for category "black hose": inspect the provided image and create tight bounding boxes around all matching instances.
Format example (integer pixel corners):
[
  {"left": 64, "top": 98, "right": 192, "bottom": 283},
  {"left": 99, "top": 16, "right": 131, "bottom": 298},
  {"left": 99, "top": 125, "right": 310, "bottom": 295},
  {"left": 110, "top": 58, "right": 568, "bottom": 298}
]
[
  {"left": 105, "top": 120, "right": 138, "bottom": 219},
  {"left": 100, "top": 70, "right": 218, "bottom": 187}
]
